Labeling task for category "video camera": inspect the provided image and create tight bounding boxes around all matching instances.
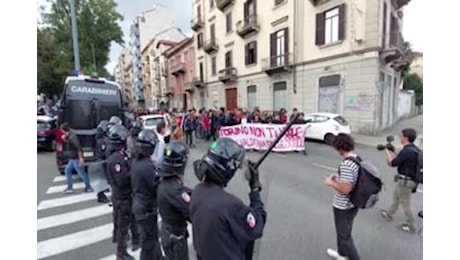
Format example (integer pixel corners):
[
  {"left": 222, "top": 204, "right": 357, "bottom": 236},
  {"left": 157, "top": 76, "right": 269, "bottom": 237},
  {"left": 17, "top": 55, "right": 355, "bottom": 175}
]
[{"left": 377, "top": 135, "right": 395, "bottom": 152}]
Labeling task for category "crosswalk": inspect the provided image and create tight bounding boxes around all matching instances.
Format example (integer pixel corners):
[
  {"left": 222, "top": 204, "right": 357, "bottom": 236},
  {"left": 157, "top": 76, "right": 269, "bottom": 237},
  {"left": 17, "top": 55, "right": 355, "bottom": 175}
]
[{"left": 37, "top": 175, "right": 194, "bottom": 260}]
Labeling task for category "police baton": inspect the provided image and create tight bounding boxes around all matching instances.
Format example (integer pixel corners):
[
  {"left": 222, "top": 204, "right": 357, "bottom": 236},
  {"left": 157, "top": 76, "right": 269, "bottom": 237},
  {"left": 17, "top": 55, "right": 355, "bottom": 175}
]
[{"left": 245, "top": 113, "right": 301, "bottom": 260}]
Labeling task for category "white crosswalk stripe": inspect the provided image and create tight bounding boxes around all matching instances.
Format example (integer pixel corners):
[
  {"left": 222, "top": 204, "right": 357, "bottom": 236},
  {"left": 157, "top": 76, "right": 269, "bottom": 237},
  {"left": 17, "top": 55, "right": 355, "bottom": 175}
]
[{"left": 37, "top": 177, "right": 195, "bottom": 260}]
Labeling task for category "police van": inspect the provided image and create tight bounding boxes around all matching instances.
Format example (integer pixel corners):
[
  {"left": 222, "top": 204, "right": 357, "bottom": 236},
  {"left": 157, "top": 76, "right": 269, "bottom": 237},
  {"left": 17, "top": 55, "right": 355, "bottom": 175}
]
[{"left": 55, "top": 72, "right": 126, "bottom": 174}]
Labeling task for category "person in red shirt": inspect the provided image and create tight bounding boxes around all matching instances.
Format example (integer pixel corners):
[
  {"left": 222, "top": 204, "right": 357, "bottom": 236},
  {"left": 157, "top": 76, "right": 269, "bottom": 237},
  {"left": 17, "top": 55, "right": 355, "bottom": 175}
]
[
  {"left": 203, "top": 111, "right": 211, "bottom": 141},
  {"left": 279, "top": 108, "right": 288, "bottom": 124}
]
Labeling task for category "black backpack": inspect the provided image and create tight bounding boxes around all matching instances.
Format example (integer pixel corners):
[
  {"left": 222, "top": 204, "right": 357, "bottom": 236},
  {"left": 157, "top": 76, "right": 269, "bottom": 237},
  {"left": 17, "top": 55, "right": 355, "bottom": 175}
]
[
  {"left": 408, "top": 146, "right": 423, "bottom": 184},
  {"left": 347, "top": 156, "right": 383, "bottom": 209}
]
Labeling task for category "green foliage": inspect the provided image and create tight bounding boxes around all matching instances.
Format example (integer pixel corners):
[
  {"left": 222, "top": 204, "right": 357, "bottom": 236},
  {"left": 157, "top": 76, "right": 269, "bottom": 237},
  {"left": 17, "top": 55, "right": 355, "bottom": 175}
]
[
  {"left": 403, "top": 73, "right": 423, "bottom": 106},
  {"left": 38, "top": 0, "right": 124, "bottom": 95}
]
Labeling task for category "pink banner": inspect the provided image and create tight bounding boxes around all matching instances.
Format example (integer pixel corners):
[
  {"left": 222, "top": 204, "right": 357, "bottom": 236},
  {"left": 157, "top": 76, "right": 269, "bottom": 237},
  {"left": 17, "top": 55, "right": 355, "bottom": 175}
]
[{"left": 219, "top": 124, "right": 307, "bottom": 152}]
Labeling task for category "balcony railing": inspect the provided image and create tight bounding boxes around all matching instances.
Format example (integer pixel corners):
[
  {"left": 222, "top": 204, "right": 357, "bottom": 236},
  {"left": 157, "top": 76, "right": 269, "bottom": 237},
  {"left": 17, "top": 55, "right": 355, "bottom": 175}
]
[
  {"left": 191, "top": 17, "right": 204, "bottom": 31},
  {"left": 171, "top": 63, "right": 186, "bottom": 75},
  {"left": 204, "top": 38, "right": 219, "bottom": 54},
  {"left": 236, "top": 14, "right": 260, "bottom": 38},
  {"left": 262, "top": 53, "right": 294, "bottom": 75},
  {"left": 216, "top": 0, "right": 234, "bottom": 12},
  {"left": 392, "top": 0, "right": 410, "bottom": 10},
  {"left": 218, "top": 67, "right": 237, "bottom": 83},
  {"left": 192, "top": 76, "right": 205, "bottom": 88}
]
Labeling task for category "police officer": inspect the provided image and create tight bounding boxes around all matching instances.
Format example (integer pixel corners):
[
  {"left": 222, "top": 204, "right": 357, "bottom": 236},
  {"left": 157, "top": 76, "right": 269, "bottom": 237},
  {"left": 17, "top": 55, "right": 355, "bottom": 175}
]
[
  {"left": 110, "top": 116, "right": 123, "bottom": 126},
  {"left": 157, "top": 141, "right": 192, "bottom": 260},
  {"left": 95, "top": 120, "right": 110, "bottom": 203},
  {"left": 127, "top": 120, "right": 142, "bottom": 158},
  {"left": 190, "top": 137, "right": 267, "bottom": 260},
  {"left": 131, "top": 129, "right": 162, "bottom": 260},
  {"left": 106, "top": 125, "right": 135, "bottom": 260}
]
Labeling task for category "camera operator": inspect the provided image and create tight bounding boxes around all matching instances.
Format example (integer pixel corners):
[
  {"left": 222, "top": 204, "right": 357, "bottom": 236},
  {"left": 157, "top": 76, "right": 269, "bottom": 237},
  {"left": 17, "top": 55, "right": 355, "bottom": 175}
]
[{"left": 380, "top": 128, "right": 420, "bottom": 233}]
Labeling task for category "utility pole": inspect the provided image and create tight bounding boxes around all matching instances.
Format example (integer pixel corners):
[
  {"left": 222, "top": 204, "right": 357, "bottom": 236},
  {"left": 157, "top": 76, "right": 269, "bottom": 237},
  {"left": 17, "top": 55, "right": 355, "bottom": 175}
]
[
  {"left": 70, "top": 0, "right": 81, "bottom": 70},
  {"left": 91, "top": 43, "right": 97, "bottom": 69}
]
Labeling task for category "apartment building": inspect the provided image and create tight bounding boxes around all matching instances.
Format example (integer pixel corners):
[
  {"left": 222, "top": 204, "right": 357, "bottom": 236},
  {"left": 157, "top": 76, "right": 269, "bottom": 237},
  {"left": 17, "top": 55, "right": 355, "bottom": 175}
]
[
  {"left": 191, "top": 0, "right": 410, "bottom": 134},
  {"left": 141, "top": 41, "right": 155, "bottom": 109},
  {"left": 164, "top": 38, "right": 200, "bottom": 110},
  {"left": 116, "top": 48, "right": 135, "bottom": 108},
  {"left": 153, "top": 40, "right": 179, "bottom": 110}
]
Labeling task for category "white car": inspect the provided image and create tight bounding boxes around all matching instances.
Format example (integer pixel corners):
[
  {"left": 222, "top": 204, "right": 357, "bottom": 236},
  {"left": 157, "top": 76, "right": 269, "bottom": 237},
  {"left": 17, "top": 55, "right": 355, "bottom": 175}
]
[
  {"left": 139, "top": 114, "right": 172, "bottom": 143},
  {"left": 304, "top": 113, "right": 351, "bottom": 144}
]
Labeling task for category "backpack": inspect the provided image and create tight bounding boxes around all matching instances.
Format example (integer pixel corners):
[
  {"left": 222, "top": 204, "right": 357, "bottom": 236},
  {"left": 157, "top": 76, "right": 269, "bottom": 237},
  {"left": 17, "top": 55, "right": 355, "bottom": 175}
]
[
  {"left": 347, "top": 156, "right": 383, "bottom": 209},
  {"left": 408, "top": 147, "right": 423, "bottom": 184}
]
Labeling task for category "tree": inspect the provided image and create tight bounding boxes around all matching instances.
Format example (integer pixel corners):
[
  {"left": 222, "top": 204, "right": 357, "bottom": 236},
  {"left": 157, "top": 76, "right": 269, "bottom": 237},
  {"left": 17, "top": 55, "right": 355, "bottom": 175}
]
[
  {"left": 403, "top": 73, "right": 423, "bottom": 107},
  {"left": 41, "top": 0, "right": 123, "bottom": 76},
  {"left": 37, "top": 27, "right": 71, "bottom": 96}
]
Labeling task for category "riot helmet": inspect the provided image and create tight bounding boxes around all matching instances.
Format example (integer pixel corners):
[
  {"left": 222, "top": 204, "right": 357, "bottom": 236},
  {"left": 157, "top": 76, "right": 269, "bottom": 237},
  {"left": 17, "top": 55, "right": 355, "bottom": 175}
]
[
  {"left": 136, "top": 129, "right": 159, "bottom": 157},
  {"left": 109, "top": 116, "right": 122, "bottom": 126},
  {"left": 159, "top": 141, "right": 190, "bottom": 177},
  {"left": 196, "top": 138, "right": 245, "bottom": 186},
  {"left": 107, "top": 125, "right": 129, "bottom": 149},
  {"left": 130, "top": 120, "right": 143, "bottom": 137},
  {"left": 96, "top": 120, "right": 109, "bottom": 137}
]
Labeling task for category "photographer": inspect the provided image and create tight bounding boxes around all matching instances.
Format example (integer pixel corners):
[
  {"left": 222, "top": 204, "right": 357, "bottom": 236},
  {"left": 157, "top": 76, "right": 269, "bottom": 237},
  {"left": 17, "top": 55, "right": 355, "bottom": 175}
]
[{"left": 380, "top": 128, "right": 420, "bottom": 233}]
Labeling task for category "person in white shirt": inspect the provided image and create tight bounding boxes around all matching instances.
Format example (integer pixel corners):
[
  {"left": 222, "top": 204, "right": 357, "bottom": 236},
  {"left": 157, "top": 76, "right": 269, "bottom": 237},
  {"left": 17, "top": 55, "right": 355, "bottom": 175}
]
[{"left": 151, "top": 121, "right": 167, "bottom": 167}]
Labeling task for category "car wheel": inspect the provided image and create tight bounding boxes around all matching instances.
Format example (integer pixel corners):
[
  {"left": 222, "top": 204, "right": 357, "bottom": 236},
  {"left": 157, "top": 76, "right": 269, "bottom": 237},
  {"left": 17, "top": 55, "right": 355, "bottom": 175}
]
[
  {"left": 324, "top": 133, "right": 335, "bottom": 145},
  {"left": 49, "top": 140, "right": 56, "bottom": 152}
]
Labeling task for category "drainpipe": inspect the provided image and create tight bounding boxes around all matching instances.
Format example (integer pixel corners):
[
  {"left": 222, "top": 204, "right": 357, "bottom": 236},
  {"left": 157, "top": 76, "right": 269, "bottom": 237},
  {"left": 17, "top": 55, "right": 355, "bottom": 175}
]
[{"left": 292, "top": 0, "right": 298, "bottom": 104}]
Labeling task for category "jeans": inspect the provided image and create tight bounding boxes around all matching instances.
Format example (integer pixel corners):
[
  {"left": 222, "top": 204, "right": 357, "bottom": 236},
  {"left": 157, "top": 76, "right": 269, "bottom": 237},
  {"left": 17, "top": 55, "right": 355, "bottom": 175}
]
[
  {"left": 185, "top": 131, "right": 194, "bottom": 147},
  {"left": 333, "top": 207, "right": 360, "bottom": 260},
  {"left": 64, "top": 159, "right": 90, "bottom": 189},
  {"left": 387, "top": 179, "right": 417, "bottom": 226}
]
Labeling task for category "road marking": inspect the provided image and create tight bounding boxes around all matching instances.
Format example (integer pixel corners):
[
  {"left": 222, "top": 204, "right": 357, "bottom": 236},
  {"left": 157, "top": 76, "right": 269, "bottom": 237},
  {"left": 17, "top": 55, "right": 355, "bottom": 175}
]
[
  {"left": 37, "top": 223, "right": 114, "bottom": 259},
  {"left": 312, "top": 163, "right": 424, "bottom": 194},
  {"left": 37, "top": 204, "right": 112, "bottom": 231},
  {"left": 46, "top": 182, "right": 86, "bottom": 194},
  {"left": 37, "top": 192, "right": 108, "bottom": 211},
  {"left": 53, "top": 175, "right": 79, "bottom": 182},
  {"left": 312, "top": 163, "right": 337, "bottom": 172}
]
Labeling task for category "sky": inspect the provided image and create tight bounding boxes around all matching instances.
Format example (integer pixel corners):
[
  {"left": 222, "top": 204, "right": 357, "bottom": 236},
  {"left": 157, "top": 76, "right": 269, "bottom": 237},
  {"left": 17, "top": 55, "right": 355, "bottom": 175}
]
[{"left": 37, "top": 0, "right": 422, "bottom": 74}]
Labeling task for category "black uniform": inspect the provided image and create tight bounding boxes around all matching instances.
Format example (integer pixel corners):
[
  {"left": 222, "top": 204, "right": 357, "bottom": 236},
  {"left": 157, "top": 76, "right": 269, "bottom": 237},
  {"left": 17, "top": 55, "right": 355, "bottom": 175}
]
[
  {"left": 190, "top": 138, "right": 267, "bottom": 260},
  {"left": 107, "top": 150, "right": 134, "bottom": 259}
]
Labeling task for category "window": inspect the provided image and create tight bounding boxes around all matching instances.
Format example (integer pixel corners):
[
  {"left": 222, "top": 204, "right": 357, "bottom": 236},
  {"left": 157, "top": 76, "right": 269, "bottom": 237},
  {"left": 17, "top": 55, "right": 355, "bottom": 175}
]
[
  {"left": 270, "top": 28, "right": 288, "bottom": 67},
  {"left": 315, "top": 4, "right": 346, "bottom": 46},
  {"left": 211, "top": 57, "right": 217, "bottom": 75},
  {"left": 245, "top": 41, "right": 257, "bottom": 65},
  {"left": 199, "top": 62, "right": 204, "bottom": 81},
  {"left": 382, "top": 2, "right": 387, "bottom": 48},
  {"left": 226, "top": 12, "right": 232, "bottom": 33},
  {"left": 197, "top": 33, "right": 203, "bottom": 48},
  {"left": 210, "top": 0, "right": 214, "bottom": 9},
  {"left": 247, "top": 86, "right": 257, "bottom": 111},
  {"left": 275, "top": 0, "right": 285, "bottom": 6},
  {"left": 210, "top": 24, "right": 216, "bottom": 40},
  {"left": 225, "top": 51, "right": 233, "bottom": 68}
]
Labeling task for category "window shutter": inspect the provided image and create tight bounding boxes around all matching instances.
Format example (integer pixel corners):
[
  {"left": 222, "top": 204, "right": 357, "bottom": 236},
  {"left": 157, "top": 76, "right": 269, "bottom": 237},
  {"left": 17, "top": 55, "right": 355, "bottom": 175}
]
[
  {"left": 254, "top": 41, "right": 257, "bottom": 64},
  {"left": 270, "top": 32, "right": 276, "bottom": 66},
  {"left": 245, "top": 44, "right": 249, "bottom": 65},
  {"left": 284, "top": 28, "right": 289, "bottom": 64},
  {"left": 244, "top": 2, "right": 248, "bottom": 19},
  {"left": 338, "top": 4, "right": 346, "bottom": 41},
  {"left": 315, "top": 12, "right": 325, "bottom": 45}
]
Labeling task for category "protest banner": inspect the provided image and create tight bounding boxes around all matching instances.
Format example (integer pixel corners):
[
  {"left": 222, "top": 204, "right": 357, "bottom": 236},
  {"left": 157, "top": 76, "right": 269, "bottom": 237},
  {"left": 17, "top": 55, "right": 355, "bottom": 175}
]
[{"left": 219, "top": 123, "right": 307, "bottom": 152}]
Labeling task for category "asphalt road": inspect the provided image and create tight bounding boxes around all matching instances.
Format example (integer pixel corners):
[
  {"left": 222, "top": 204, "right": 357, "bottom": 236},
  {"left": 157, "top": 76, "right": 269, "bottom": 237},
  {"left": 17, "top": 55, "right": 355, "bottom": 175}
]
[{"left": 37, "top": 140, "right": 423, "bottom": 260}]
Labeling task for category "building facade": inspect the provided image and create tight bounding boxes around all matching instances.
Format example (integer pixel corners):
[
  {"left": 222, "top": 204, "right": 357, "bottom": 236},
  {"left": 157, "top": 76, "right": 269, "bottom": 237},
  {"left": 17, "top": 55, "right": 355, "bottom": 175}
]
[
  {"left": 164, "top": 38, "right": 199, "bottom": 110},
  {"left": 116, "top": 48, "right": 135, "bottom": 108},
  {"left": 191, "top": 0, "right": 410, "bottom": 134}
]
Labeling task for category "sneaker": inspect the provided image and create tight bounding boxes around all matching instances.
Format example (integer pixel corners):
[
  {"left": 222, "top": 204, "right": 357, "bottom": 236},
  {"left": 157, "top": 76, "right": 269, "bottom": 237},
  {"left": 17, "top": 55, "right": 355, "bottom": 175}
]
[
  {"left": 326, "top": 248, "right": 347, "bottom": 260},
  {"left": 131, "top": 239, "right": 140, "bottom": 251},
  {"left": 85, "top": 187, "right": 94, "bottom": 193},
  {"left": 398, "top": 223, "right": 416, "bottom": 233},
  {"left": 116, "top": 252, "right": 134, "bottom": 260},
  {"left": 62, "top": 188, "right": 75, "bottom": 194},
  {"left": 97, "top": 195, "right": 110, "bottom": 203},
  {"left": 380, "top": 210, "right": 393, "bottom": 222}
]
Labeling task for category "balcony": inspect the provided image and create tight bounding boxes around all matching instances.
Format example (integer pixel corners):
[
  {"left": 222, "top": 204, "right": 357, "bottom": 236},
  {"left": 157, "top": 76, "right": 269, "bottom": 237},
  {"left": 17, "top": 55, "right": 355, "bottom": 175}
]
[
  {"left": 381, "top": 30, "right": 405, "bottom": 64},
  {"left": 218, "top": 67, "right": 237, "bottom": 83},
  {"left": 236, "top": 15, "right": 260, "bottom": 38},
  {"left": 392, "top": 0, "right": 410, "bottom": 10},
  {"left": 204, "top": 39, "right": 219, "bottom": 54},
  {"left": 262, "top": 53, "right": 294, "bottom": 75},
  {"left": 191, "top": 17, "right": 204, "bottom": 31},
  {"left": 216, "top": 0, "right": 234, "bottom": 12},
  {"left": 192, "top": 76, "right": 205, "bottom": 88},
  {"left": 185, "top": 83, "right": 195, "bottom": 93},
  {"left": 161, "top": 67, "right": 168, "bottom": 77},
  {"left": 171, "top": 63, "right": 186, "bottom": 76}
]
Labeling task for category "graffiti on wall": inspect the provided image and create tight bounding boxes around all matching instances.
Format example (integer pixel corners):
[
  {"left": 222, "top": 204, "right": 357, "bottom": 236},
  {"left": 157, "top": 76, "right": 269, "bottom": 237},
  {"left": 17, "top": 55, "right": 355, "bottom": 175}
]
[{"left": 346, "top": 93, "right": 375, "bottom": 111}]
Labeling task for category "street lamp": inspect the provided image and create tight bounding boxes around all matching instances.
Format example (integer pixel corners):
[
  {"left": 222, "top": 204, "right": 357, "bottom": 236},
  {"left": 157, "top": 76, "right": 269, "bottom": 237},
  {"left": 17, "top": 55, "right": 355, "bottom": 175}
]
[{"left": 70, "top": 0, "right": 80, "bottom": 70}]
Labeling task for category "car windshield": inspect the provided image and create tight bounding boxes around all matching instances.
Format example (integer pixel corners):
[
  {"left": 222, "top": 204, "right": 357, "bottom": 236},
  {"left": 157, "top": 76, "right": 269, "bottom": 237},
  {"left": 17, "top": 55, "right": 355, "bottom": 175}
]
[
  {"left": 144, "top": 117, "right": 165, "bottom": 127},
  {"left": 37, "top": 121, "right": 51, "bottom": 131},
  {"left": 334, "top": 116, "right": 349, "bottom": 126}
]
